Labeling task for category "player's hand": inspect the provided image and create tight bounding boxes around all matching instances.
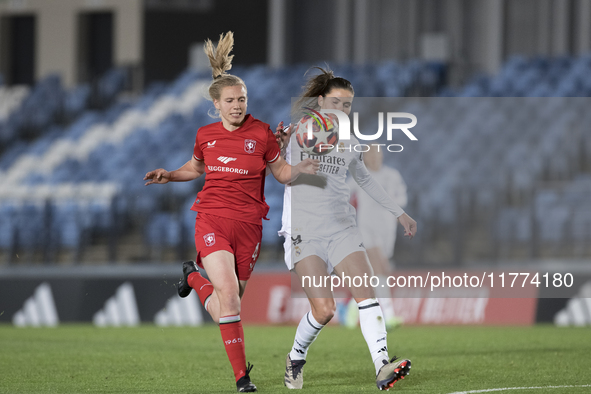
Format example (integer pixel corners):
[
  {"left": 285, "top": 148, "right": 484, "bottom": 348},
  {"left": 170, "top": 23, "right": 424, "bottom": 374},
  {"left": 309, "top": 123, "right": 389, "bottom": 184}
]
[
  {"left": 144, "top": 169, "right": 171, "bottom": 185},
  {"left": 297, "top": 158, "right": 320, "bottom": 175},
  {"left": 275, "top": 121, "right": 293, "bottom": 151},
  {"left": 397, "top": 213, "right": 417, "bottom": 239}
]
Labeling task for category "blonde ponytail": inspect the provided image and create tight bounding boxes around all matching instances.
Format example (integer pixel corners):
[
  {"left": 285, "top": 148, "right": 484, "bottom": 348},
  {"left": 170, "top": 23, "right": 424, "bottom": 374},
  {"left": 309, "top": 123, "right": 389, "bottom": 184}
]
[
  {"left": 204, "top": 31, "right": 235, "bottom": 80},
  {"left": 204, "top": 31, "right": 247, "bottom": 116}
]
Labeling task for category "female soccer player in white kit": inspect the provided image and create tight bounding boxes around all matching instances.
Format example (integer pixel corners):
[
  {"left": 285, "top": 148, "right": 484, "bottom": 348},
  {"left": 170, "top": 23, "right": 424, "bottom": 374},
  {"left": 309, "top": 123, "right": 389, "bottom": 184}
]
[{"left": 279, "top": 67, "right": 417, "bottom": 390}]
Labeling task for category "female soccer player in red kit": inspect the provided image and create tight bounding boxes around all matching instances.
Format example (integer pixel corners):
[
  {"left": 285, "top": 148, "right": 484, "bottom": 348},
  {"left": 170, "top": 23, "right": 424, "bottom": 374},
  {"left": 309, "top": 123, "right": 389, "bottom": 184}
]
[{"left": 144, "top": 32, "right": 318, "bottom": 392}]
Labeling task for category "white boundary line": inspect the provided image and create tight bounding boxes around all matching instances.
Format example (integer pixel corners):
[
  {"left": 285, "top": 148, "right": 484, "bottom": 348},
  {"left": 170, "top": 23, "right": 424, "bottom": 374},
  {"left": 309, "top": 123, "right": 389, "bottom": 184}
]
[{"left": 448, "top": 385, "right": 591, "bottom": 394}]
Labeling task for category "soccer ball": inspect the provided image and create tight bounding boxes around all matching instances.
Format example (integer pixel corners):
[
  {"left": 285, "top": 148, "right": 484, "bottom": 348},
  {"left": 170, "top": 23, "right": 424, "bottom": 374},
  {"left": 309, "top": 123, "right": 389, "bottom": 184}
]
[{"left": 294, "top": 109, "right": 339, "bottom": 155}]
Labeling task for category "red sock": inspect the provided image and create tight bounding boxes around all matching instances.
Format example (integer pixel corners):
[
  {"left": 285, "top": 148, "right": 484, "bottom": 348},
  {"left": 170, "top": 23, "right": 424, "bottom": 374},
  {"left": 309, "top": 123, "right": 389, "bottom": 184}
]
[
  {"left": 187, "top": 271, "right": 214, "bottom": 310},
  {"left": 219, "top": 315, "right": 247, "bottom": 381}
]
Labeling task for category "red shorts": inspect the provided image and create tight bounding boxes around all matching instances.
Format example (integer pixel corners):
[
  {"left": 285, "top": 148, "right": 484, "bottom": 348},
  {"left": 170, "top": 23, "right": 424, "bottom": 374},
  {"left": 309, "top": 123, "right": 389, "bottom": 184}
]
[{"left": 194, "top": 212, "right": 262, "bottom": 281}]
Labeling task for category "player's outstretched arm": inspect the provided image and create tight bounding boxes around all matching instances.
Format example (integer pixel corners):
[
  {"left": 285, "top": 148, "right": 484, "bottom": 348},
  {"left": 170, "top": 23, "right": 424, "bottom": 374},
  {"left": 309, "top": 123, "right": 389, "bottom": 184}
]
[
  {"left": 268, "top": 155, "right": 319, "bottom": 184},
  {"left": 144, "top": 157, "right": 205, "bottom": 185}
]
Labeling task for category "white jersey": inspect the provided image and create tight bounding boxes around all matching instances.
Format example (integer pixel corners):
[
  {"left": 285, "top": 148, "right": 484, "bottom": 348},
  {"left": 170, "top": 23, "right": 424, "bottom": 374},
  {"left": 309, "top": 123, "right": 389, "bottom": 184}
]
[
  {"left": 279, "top": 135, "right": 405, "bottom": 270},
  {"left": 280, "top": 135, "right": 363, "bottom": 238}
]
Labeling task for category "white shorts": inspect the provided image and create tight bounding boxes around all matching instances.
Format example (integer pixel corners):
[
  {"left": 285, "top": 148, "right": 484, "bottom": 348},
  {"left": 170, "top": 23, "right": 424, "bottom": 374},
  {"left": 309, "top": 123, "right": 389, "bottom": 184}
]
[{"left": 283, "top": 226, "right": 366, "bottom": 274}]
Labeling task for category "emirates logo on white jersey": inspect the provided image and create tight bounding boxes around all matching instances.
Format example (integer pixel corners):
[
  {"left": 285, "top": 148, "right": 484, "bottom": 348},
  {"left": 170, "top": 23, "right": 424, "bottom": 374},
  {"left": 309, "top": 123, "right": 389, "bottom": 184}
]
[{"left": 217, "top": 156, "right": 237, "bottom": 164}]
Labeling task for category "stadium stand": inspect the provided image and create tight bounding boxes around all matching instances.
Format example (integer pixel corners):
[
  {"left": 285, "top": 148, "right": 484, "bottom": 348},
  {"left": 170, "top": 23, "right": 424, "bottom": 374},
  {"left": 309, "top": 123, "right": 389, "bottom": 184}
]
[{"left": 0, "top": 56, "right": 589, "bottom": 265}]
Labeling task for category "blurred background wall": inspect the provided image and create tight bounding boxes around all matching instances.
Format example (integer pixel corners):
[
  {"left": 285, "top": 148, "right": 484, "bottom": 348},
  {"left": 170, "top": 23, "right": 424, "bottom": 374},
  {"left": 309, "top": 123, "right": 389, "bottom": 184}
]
[
  {"left": 0, "top": 0, "right": 142, "bottom": 87},
  {"left": 2, "top": 0, "right": 591, "bottom": 87}
]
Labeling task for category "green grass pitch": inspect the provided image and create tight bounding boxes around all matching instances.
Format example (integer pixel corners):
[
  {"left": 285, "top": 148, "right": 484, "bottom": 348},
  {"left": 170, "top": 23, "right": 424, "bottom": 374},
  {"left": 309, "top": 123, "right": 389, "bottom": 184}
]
[{"left": 0, "top": 324, "right": 590, "bottom": 393}]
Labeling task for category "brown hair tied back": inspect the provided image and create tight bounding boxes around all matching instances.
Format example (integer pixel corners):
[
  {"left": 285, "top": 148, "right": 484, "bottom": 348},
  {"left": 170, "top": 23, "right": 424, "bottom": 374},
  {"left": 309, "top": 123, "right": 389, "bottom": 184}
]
[{"left": 293, "top": 66, "right": 354, "bottom": 118}]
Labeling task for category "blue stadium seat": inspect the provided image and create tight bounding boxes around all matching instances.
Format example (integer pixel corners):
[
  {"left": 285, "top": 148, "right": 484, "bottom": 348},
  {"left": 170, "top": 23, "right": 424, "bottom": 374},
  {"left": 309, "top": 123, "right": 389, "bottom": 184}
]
[
  {"left": 145, "top": 212, "right": 182, "bottom": 248},
  {"left": 63, "top": 84, "right": 91, "bottom": 120},
  {"left": 51, "top": 201, "right": 82, "bottom": 250},
  {"left": 0, "top": 202, "right": 16, "bottom": 249},
  {"left": 96, "top": 68, "right": 127, "bottom": 105},
  {"left": 15, "top": 203, "right": 46, "bottom": 249}
]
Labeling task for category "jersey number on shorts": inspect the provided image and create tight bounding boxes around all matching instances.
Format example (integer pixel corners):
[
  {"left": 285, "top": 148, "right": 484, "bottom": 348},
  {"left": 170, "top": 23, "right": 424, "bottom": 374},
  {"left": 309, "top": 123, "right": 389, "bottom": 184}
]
[{"left": 252, "top": 242, "right": 260, "bottom": 261}]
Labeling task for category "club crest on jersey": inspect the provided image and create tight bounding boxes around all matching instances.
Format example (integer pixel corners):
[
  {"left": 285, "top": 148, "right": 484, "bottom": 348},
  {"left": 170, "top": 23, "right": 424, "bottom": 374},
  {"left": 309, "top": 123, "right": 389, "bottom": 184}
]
[
  {"left": 203, "top": 233, "right": 216, "bottom": 247},
  {"left": 244, "top": 139, "right": 256, "bottom": 154}
]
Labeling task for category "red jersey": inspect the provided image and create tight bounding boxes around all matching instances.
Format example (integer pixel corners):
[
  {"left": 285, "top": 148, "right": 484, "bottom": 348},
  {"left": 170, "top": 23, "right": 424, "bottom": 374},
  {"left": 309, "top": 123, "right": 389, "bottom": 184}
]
[{"left": 191, "top": 114, "right": 281, "bottom": 224}]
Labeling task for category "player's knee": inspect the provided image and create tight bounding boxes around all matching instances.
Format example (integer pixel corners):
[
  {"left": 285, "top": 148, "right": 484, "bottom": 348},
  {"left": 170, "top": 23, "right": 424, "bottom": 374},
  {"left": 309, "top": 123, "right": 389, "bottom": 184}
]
[
  {"left": 216, "top": 290, "right": 241, "bottom": 315},
  {"left": 313, "top": 302, "right": 336, "bottom": 325}
]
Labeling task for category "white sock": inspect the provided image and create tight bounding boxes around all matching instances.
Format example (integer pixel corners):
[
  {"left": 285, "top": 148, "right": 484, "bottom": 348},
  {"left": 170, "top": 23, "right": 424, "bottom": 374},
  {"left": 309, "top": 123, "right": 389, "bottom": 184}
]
[
  {"left": 375, "top": 276, "right": 396, "bottom": 321},
  {"left": 378, "top": 297, "right": 395, "bottom": 321},
  {"left": 289, "top": 311, "right": 325, "bottom": 361},
  {"left": 358, "top": 298, "right": 389, "bottom": 374}
]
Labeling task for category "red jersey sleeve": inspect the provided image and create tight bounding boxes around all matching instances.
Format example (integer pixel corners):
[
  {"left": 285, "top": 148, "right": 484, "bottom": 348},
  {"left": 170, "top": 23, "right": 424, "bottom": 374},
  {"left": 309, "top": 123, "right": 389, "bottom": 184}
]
[
  {"left": 193, "top": 131, "right": 203, "bottom": 161},
  {"left": 265, "top": 127, "right": 280, "bottom": 163}
]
